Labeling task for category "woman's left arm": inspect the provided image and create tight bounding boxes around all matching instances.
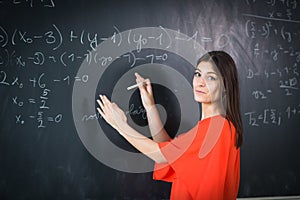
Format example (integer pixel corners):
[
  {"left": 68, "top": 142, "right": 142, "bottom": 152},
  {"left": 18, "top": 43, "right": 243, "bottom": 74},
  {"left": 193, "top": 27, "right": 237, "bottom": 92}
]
[{"left": 97, "top": 95, "right": 167, "bottom": 164}]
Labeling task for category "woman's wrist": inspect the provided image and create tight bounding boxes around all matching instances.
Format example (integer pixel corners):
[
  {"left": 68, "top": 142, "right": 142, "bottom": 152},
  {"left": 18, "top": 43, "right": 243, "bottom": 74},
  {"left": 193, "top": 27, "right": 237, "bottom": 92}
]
[
  {"left": 116, "top": 121, "right": 129, "bottom": 134},
  {"left": 145, "top": 104, "right": 156, "bottom": 112},
  {"left": 116, "top": 122, "right": 134, "bottom": 138}
]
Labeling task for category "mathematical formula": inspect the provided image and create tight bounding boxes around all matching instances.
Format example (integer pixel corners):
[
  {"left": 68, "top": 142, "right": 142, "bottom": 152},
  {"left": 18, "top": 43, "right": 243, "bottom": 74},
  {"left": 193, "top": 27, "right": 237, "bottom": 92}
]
[
  {"left": 0, "top": 1, "right": 299, "bottom": 130},
  {"left": 244, "top": 105, "right": 300, "bottom": 127},
  {"left": 240, "top": 0, "right": 300, "bottom": 128},
  {"left": 12, "top": 87, "right": 63, "bottom": 128}
]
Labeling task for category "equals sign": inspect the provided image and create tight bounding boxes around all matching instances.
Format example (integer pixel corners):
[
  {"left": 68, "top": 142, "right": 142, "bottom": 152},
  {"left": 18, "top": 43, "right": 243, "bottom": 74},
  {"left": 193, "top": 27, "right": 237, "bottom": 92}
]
[
  {"left": 201, "top": 37, "right": 212, "bottom": 42},
  {"left": 74, "top": 77, "right": 81, "bottom": 82},
  {"left": 156, "top": 56, "right": 162, "bottom": 60},
  {"left": 47, "top": 117, "right": 54, "bottom": 122},
  {"left": 257, "top": 114, "right": 263, "bottom": 120}
]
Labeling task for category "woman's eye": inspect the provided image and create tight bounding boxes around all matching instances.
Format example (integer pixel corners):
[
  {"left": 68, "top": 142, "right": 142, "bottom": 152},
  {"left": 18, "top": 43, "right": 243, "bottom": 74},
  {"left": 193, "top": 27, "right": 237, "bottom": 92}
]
[
  {"left": 207, "top": 76, "right": 216, "bottom": 81},
  {"left": 194, "top": 72, "right": 201, "bottom": 77}
]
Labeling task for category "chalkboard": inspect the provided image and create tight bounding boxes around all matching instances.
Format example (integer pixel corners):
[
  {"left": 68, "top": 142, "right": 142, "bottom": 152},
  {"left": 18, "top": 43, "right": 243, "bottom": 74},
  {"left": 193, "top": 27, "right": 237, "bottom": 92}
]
[{"left": 0, "top": 0, "right": 299, "bottom": 199}]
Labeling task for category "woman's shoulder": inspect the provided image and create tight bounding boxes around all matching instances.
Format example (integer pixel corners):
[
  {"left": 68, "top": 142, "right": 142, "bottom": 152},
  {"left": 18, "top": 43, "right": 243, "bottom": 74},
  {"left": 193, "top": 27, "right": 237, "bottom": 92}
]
[
  {"left": 169, "top": 122, "right": 199, "bottom": 145},
  {"left": 198, "top": 115, "right": 236, "bottom": 158},
  {"left": 199, "top": 115, "right": 235, "bottom": 129}
]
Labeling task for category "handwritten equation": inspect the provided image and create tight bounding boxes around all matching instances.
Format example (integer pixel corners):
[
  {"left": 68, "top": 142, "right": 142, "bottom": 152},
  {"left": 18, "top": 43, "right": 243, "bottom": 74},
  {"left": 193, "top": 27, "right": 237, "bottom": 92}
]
[
  {"left": 244, "top": 105, "right": 300, "bottom": 127},
  {"left": 246, "top": 64, "right": 299, "bottom": 97},
  {"left": 0, "top": 48, "right": 169, "bottom": 68},
  {"left": 0, "top": 25, "right": 192, "bottom": 69},
  {"left": 0, "top": 71, "right": 89, "bottom": 87},
  {"left": 0, "top": 11, "right": 299, "bottom": 129},
  {"left": 12, "top": 87, "right": 63, "bottom": 128},
  {"left": 241, "top": 0, "right": 300, "bottom": 127},
  {"left": 0, "top": 25, "right": 196, "bottom": 50},
  {"left": 244, "top": 19, "right": 300, "bottom": 41},
  {"left": 0, "top": 25, "right": 203, "bottom": 129}
]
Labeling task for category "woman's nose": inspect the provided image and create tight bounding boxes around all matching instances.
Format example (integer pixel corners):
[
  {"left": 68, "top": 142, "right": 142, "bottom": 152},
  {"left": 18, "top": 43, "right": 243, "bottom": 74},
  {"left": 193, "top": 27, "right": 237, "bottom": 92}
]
[{"left": 198, "top": 77, "right": 206, "bottom": 86}]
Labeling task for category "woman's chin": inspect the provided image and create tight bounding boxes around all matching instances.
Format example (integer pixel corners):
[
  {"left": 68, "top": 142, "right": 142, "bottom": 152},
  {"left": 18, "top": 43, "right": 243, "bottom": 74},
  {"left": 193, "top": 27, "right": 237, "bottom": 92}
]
[{"left": 194, "top": 96, "right": 204, "bottom": 103}]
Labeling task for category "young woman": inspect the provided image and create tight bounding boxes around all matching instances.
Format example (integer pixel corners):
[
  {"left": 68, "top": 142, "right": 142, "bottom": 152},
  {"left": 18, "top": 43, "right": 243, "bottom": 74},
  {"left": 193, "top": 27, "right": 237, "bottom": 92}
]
[{"left": 97, "top": 51, "right": 243, "bottom": 200}]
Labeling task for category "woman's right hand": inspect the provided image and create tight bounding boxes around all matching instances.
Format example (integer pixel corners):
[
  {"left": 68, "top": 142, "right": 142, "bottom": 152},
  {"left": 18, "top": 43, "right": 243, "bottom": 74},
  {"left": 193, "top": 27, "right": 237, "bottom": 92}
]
[{"left": 135, "top": 72, "right": 155, "bottom": 110}]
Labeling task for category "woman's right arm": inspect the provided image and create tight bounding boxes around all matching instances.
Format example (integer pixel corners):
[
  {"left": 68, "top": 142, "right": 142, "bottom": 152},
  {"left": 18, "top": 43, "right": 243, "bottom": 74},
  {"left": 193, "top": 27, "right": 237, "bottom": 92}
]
[
  {"left": 135, "top": 73, "right": 171, "bottom": 142},
  {"left": 145, "top": 104, "right": 171, "bottom": 142}
]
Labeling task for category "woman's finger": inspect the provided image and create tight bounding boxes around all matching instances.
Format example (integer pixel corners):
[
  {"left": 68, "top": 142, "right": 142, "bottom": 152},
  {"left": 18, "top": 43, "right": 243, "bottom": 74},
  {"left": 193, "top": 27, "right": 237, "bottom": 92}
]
[
  {"left": 97, "top": 97, "right": 112, "bottom": 121},
  {"left": 135, "top": 72, "right": 144, "bottom": 80},
  {"left": 135, "top": 73, "right": 150, "bottom": 93},
  {"left": 98, "top": 95, "right": 111, "bottom": 114},
  {"left": 137, "top": 78, "right": 152, "bottom": 96},
  {"left": 102, "top": 95, "right": 111, "bottom": 104},
  {"left": 97, "top": 107, "right": 105, "bottom": 118},
  {"left": 97, "top": 98, "right": 105, "bottom": 111},
  {"left": 135, "top": 72, "right": 145, "bottom": 84},
  {"left": 98, "top": 95, "right": 109, "bottom": 112},
  {"left": 97, "top": 96, "right": 108, "bottom": 117},
  {"left": 144, "top": 78, "right": 152, "bottom": 93},
  {"left": 145, "top": 78, "right": 150, "bottom": 84},
  {"left": 102, "top": 95, "right": 117, "bottom": 114}
]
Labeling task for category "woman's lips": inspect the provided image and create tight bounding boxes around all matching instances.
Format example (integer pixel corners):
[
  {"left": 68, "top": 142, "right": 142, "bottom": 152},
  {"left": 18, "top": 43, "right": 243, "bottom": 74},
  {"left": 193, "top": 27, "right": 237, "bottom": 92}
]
[{"left": 195, "top": 90, "right": 206, "bottom": 94}]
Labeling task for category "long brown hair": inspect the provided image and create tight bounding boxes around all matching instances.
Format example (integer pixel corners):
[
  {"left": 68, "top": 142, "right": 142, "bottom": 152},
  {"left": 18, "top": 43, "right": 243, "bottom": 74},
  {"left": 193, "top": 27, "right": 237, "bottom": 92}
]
[{"left": 197, "top": 51, "right": 243, "bottom": 148}]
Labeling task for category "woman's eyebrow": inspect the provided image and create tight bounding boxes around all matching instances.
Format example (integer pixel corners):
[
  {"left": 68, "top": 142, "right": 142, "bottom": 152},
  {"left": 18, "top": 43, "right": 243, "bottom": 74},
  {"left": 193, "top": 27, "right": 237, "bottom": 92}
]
[
  {"left": 207, "top": 71, "right": 217, "bottom": 75},
  {"left": 195, "top": 68, "right": 217, "bottom": 75}
]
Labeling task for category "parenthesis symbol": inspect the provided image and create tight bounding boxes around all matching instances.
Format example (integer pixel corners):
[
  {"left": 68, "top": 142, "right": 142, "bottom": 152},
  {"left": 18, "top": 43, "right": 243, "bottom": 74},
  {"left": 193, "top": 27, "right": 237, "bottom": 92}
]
[
  {"left": 60, "top": 51, "right": 67, "bottom": 66},
  {"left": 129, "top": 51, "right": 136, "bottom": 68},
  {"left": 52, "top": 24, "right": 63, "bottom": 50},
  {"left": 159, "top": 26, "right": 172, "bottom": 49},
  {"left": 280, "top": 26, "right": 285, "bottom": 40},
  {"left": 94, "top": 52, "right": 98, "bottom": 64},
  {"left": 0, "top": 26, "right": 8, "bottom": 48},
  {"left": 113, "top": 26, "right": 122, "bottom": 46},
  {"left": 12, "top": 29, "right": 17, "bottom": 46},
  {"left": 245, "top": 20, "right": 250, "bottom": 38},
  {"left": 127, "top": 30, "right": 131, "bottom": 44},
  {"left": 4, "top": 49, "right": 9, "bottom": 67}
]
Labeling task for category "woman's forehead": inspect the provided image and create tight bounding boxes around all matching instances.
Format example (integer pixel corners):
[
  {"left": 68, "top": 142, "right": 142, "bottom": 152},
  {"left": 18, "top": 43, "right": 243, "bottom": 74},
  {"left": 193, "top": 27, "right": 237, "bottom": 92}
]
[{"left": 196, "top": 61, "right": 220, "bottom": 74}]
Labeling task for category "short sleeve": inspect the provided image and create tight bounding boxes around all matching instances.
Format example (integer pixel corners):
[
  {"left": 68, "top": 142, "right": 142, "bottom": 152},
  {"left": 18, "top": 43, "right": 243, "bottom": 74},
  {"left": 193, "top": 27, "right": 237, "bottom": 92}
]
[
  {"left": 153, "top": 141, "right": 175, "bottom": 182},
  {"left": 153, "top": 125, "right": 198, "bottom": 182}
]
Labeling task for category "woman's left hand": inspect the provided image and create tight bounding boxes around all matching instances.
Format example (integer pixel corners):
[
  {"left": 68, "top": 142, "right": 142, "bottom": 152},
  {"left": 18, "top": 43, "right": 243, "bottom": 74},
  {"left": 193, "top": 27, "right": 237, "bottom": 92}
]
[{"left": 97, "top": 95, "right": 127, "bottom": 131}]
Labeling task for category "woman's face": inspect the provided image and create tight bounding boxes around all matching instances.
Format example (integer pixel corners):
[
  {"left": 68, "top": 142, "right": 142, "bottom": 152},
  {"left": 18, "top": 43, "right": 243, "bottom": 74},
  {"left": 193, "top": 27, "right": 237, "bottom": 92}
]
[{"left": 193, "top": 61, "right": 224, "bottom": 104}]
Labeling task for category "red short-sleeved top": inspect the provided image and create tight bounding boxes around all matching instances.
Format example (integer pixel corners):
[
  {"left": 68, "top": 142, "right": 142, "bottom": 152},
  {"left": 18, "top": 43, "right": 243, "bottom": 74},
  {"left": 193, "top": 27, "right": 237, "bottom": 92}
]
[{"left": 153, "top": 115, "right": 240, "bottom": 200}]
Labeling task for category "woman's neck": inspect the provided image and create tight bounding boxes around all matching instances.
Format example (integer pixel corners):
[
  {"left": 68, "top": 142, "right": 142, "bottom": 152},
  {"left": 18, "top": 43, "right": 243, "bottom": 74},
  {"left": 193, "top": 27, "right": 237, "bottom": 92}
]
[{"left": 201, "top": 103, "right": 226, "bottom": 120}]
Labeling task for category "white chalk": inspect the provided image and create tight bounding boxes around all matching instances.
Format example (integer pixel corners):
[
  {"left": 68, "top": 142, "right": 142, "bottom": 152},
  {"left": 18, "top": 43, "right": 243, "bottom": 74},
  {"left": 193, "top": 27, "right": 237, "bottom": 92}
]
[{"left": 127, "top": 81, "right": 146, "bottom": 90}]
